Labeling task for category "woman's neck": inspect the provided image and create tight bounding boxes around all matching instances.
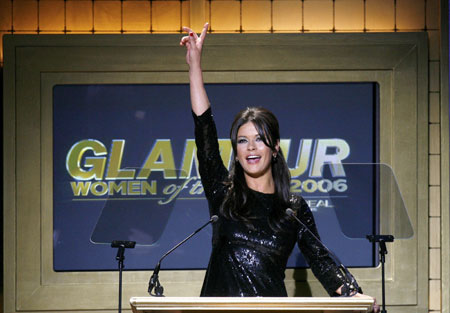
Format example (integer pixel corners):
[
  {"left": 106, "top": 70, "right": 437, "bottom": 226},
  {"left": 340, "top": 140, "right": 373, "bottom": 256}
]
[{"left": 244, "top": 172, "right": 275, "bottom": 194}]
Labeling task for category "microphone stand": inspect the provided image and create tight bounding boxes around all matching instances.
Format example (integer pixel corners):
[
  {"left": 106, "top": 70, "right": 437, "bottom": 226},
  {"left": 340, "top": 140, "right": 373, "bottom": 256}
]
[
  {"left": 286, "top": 208, "right": 361, "bottom": 296},
  {"left": 367, "top": 234, "right": 394, "bottom": 313},
  {"left": 111, "top": 240, "right": 136, "bottom": 313},
  {"left": 148, "top": 215, "right": 218, "bottom": 297}
]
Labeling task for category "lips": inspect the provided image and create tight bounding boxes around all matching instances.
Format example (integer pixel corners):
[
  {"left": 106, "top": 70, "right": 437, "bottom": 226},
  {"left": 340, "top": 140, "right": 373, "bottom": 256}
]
[{"left": 246, "top": 155, "right": 261, "bottom": 164}]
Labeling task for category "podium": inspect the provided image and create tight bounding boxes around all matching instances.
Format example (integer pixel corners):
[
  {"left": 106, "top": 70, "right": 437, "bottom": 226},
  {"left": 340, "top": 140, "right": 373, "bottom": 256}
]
[{"left": 130, "top": 297, "right": 374, "bottom": 313}]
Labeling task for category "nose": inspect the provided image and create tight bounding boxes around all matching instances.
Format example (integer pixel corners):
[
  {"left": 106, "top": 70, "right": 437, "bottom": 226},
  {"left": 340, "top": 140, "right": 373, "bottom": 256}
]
[{"left": 247, "top": 139, "right": 256, "bottom": 150}]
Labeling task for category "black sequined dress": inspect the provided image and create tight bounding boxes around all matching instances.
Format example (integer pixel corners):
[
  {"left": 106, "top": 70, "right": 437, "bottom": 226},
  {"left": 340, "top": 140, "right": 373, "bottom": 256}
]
[{"left": 193, "top": 108, "right": 349, "bottom": 297}]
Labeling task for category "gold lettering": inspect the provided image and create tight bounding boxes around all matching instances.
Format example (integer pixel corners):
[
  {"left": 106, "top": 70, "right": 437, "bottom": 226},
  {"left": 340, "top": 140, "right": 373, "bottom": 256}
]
[
  {"left": 91, "top": 181, "right": 108, "bottom": 196},
  {"left": 289, "top": 139, "right": 312, "bottom": 178},
  {"left": 141, "top": 180, "right": 157, "bottom": 195},
  {"left": 66, "top": 140, "right": 107, "bottom": 180},
  {"left": 218, "top": 139, "right": 233, "bottom": 170},
  {"left": 70, "top": 181, "right": 91, "bottom": 196},
  {"left": 310, "top": 139, "right": 349, "bottom": 177},
  {"left": 105, "top": 140, "right": 135, "bottom": 180},
  {"left": 128, "top": 181, "right": 141, "bottom": 195},
  {"left": 180, "top": 139, "right": 199, "bottom": 178},
  {"left": 108, "top": 181, "right": 127, "bottom": 195},
  {"left": 137, "top": 140, "right": 177, "bottom": 179},
  {"left": 189, "top": 180, "right": 204, "bottom": 195},
  {"left": 159, "top": 177, "right": 196, "bottom": 204}
]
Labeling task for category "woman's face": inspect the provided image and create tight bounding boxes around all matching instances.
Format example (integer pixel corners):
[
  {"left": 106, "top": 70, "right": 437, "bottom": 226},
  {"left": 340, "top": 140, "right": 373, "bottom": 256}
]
[{"left": 236, "top": 122, "right": 276, "bottom": 180}]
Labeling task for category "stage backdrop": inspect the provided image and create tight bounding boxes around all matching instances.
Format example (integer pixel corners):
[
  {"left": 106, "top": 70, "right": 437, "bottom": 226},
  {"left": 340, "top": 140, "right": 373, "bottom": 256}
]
[{"left": 53, "top": 82, "right": 378, "bottom": 271}]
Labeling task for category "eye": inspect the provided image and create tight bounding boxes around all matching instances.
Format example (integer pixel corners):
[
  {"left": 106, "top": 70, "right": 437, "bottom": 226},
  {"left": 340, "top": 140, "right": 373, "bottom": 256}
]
[
  {"left": 255, "top": 136, "right": 262, "bottom": 142},
  {"left": 237, "top": 138, "right": 247, "bottom": 144}
]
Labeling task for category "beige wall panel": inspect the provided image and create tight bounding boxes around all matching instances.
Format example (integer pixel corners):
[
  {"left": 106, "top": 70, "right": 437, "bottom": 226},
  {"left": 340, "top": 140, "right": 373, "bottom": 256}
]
[
  {"left": 429, "top": 186, "right": 441, "bottom": 217},
  {"left": 396, "top": 0, "right": 425, "bottom": 30},
  {"left": 430, "top": 61, "right": 441, "bottom": 92},
  {"left": 428, "top": 30, "right": 441, "bottom": 61},
  {"left": 426, "top": 0, "right": 440, "bottom": 30},
  {"left": 429, "top": 248, "right": 441, "bottom": 279},
  {"left": 242, "top": 1, "right": 271, "bottom": 31},
  {"left": 123, "top": 1, "right": 151, "bottom": 32},
  {"left": 0, "top": 31, "right": 11, "bottom": 61},
  {"left": 440, "top": 2, "right": 450, "bottom": 313},
  {"left": 94, "top": 1, "right": 121, "bottom": 32},
  {"left": 430, "top": 124, "right": 441, "bottom": 154},
  {"left": 334, "top": 0, "right": 364, "bottom": 31},
  {"left": 39, "top": 0, "right": 65, "bottom": 32},
  {"left": 14, "top": 50, "right": 43, "bottom": 308},
  {"left": 303, "top": 0, "right": 333, "bottom": 31},
  {"left": 0, "top": 0, "right": 12, "bottom": 31},
  {"left": 429, "top": 154, "right": 440, "bottom": 185},
  {"left": 3, "top": 28, "right": 17, "bottom": 313},
  {"left": 429, "top": 92, "right": 441, "bottom": 123},
  {"left": 13, "top": 0, "right": 38, "bottom": 31},
  {"left": 365, "top": 0, "right": 395, "bottom": 31},
  {"left": 189, "top": 0, "right": 203, "bottom": 32},
  {"left": 211, "top": 1, "right": 240, "bottom": 32},
  {"left": 205, "top": 0, "right": 210, "bottom": 28},
  {"left": 66, "top": 0, "right": 93, "bottom": 32},
  {"left": 3, "top": 32, "right": 429, "bottom": 313},
  {"left": 429, "top": 279, "right": 441, "bottom": 311},
  {"left": 182, "top": 0, "right": 190, "bottom": 30},
  {"left": 273, "top": 1, "right": 302, "bottom": 31},
  {"left": 152, "top": 1, "right": 181, "bottom": 32},
  {"left": 429, "top": 217, "right": 441, "bottom": 248}
]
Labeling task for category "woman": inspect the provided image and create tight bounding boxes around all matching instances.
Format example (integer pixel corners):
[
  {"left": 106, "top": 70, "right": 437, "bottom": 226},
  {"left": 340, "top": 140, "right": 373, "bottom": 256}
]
[{"left": 180, "top": 23, "right": 379, "bottom": 309}]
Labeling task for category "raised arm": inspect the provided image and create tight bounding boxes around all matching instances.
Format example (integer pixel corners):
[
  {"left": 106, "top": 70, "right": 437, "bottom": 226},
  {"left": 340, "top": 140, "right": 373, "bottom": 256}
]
[{"left": 180, "top": 23, "right": 210, "bottom": 116}]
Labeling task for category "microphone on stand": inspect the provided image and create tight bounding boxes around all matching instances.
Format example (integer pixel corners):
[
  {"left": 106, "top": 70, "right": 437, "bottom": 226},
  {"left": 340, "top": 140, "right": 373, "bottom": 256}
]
[
  {"left": 148, "top": 215, "right": 219, "bottom": 297},
  {"left": 285, "top": 208, "right": 361, "bottom": 296}
]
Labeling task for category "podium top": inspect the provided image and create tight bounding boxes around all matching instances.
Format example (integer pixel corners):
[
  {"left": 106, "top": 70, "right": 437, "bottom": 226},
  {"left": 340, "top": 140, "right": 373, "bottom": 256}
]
[{"left": 130, "top": 297, "right": 374, "bottom": 313}]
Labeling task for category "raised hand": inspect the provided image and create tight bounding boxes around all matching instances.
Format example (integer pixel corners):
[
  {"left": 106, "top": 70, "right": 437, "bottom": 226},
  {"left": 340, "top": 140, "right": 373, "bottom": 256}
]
[{"left": 180, "top": 23, "right": 209, "bottom": 67}]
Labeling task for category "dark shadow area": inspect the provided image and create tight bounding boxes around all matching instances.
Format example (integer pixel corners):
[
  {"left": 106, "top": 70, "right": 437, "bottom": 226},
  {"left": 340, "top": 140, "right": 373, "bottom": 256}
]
[
  {"left": 1, "top": 65, "right": 4, "bottom": 312},
  {"left": 292, "top": 268, "right": 313, "bottom": 297},
  {"left": 292, "top": 253, "right": 312, "bottom": 297}
]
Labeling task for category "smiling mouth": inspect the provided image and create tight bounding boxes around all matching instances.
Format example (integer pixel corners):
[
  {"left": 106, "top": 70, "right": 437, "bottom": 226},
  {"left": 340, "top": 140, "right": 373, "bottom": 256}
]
[{"left": 246, "top": 155, "right": 261, "bottom": 164}]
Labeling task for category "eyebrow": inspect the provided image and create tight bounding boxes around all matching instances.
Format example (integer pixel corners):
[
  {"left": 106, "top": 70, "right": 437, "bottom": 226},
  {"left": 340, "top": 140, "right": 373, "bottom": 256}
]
[{"left": 237, "top": 134, "right": 260, "bottom": 139}]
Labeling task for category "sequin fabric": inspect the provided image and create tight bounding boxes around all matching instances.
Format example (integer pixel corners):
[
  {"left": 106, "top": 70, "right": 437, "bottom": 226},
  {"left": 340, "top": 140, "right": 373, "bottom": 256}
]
[{"left": 193, "top": 108, "right": 352, "bottom": 297}]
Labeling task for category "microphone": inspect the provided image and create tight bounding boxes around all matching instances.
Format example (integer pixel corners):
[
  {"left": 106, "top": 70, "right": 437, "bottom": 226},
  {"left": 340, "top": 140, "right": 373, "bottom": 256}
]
[
  {"left": 148, "top": 215, "right": 218, "bottom": 297},
  {"left": 285, "top": 208, "right": 362, "bottom": 296}
]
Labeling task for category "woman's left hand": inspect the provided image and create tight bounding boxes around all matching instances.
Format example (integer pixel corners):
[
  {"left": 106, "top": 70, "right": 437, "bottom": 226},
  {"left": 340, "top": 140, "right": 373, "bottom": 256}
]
[
  {"left": 179, "top": 23, "right": 209, "bottom": 67},
  {"left": 352, "top": 293, "right": 380, "bottom": 313}
]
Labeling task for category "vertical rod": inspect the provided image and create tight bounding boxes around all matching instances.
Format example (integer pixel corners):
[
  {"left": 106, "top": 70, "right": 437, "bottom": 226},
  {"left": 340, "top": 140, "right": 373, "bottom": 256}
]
[
  {"left": 116, "top": 246, "right": 125, "bottom": 313},
  {"left": 380, "top": 244, "right": 387, "bottom": 313},
  {"left": 381, "top": 258, "right": 386, "bottom": 313},
  {"left": 119, "top": 262, "right": 122, "bottom": 313}
]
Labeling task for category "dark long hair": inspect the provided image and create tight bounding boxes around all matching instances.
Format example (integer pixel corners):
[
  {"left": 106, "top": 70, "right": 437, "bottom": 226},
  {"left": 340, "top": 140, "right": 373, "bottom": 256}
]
[{"left": 220, "top": 107, "right": 291, "bottom": 229}]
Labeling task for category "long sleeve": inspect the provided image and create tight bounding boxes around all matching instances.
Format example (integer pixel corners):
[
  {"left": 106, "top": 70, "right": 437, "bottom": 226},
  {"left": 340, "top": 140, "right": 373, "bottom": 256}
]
[
  {"left": 294, "top": 196, "right": 348, "bottom": 296},
  {"left": 192, "top": 108, "right": 229, "bottom": 213}
]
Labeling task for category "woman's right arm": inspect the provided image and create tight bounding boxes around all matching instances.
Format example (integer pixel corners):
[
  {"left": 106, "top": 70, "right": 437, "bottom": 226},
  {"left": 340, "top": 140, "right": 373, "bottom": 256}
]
[
  {"left": 180, "top": 23, "right": 229, "bottom": 205},
  {"left": 180, "top": 23, "right": 210, "bottom": 116}
]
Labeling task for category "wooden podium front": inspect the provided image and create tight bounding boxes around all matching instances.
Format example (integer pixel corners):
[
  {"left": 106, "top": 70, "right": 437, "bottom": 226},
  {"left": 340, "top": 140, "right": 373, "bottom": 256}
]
[{"left": 130, "top": 297, "right": 374, "bottom": 313}]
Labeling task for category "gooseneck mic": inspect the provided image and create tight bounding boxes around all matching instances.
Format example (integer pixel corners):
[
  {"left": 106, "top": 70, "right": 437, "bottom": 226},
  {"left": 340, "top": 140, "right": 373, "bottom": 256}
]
[
  {"left": 148, "top": 215, "right": 219, "bottom": 297},
  {"left": 285, "top": 208, "right": 361, "bottom": 296}
]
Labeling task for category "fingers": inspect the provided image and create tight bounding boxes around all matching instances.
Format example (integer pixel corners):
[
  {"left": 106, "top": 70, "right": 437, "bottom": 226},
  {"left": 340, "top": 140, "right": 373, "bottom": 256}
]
[
  {"left": 179, "top": 35, "right": 190, "bottom": 46},
  {"left": 182, "top": 26, "right": 199, "bottom": 41},
  {"left": 182, "top": 23, "right": 209, "bottom": 39},
  {"left": 187, "top": 29, "right": 196, "bottom": 43},
  {"left": 182, "top": 26, "right": 193, "bottom": 34},
  {"left": 180, "top": 23, "right": 209, "bottom": 52},
  {"left": 372, "top": 299, "right": 380, "bottom": 313},
  {"left": 179, "top": 34, "right": 195, "bottom": 46},
  {"left": 199, "top": 22, "right": 209, "bottom": 43}
]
